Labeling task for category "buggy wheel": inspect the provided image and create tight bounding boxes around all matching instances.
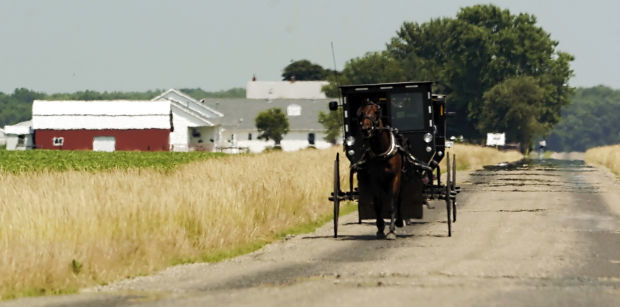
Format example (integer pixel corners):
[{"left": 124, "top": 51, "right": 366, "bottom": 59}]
[
  {"left": 452, "top": 154, "right": 457, "bottom": 223},
  {"left": 333, "top": 153, "right": 340, "bottom": 238},
  {"left": 445, "top": 152, "right": 452, "bottom": 237},
  {"left": 350, "top": 168, "right": 361, "bottom": 224}
]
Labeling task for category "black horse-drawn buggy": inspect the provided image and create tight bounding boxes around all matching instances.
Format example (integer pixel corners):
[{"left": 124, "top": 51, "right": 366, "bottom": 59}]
[{"left": 328, "top": 81, "right": 459, "bottom": 239}]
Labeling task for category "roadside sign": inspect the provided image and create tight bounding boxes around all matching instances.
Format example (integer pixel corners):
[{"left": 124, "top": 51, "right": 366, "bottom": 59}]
[{"left": 486, "top": 133, "right": 505, "bottom": 146}]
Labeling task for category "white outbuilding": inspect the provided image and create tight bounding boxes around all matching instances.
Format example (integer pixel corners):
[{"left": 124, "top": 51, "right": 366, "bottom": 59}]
[
  {"left": 0, "top": 127, "right": 6, "bottom": 146},
  {"left": 3, "top": 120, "right": 34, "bottom": 150},
  {"left": 152, "top": 89, "right": 223, "bottom": 152}
]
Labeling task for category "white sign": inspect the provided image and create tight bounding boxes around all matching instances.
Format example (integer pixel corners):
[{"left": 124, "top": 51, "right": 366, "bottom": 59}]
[{"left": 486, "top": 133, "right": 506, "bottom": 146}]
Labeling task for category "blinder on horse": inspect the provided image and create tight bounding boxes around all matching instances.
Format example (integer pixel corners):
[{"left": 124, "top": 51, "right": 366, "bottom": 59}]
[{"left": 357, "top": 101, "right": 382, "bottom": 139}]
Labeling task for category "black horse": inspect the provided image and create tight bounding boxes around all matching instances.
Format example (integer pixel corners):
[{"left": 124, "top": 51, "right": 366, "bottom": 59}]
[{"left": 357, "top": 101, "right": 403, "bottom": 240}]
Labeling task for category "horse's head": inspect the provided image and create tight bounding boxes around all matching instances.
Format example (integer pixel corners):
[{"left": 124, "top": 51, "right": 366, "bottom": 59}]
[{"left": 357, "top": 102, "right": 382, "bottom": 139}]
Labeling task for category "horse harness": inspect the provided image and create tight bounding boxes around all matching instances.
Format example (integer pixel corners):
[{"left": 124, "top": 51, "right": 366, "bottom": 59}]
[
  {"left": 354, "top": 101, "right": 432, "bottom": 173},
  {"left": 351, "top": 127, "right": 432, "bottom": 174}
]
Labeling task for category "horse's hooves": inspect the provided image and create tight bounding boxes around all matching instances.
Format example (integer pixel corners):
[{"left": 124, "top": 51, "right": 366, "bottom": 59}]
[
  {"left": 386, "top": 232, "right": 397, "bottom": 240},
  {"left": 395, "top": 219, "right": 404, "bottom": 227},
  {"left": 376, "top": 231, "right": 386, "bottom": 239}
]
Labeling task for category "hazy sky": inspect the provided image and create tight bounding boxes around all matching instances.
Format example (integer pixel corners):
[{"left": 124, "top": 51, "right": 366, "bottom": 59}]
[{"left": 1, "top": 0, "right": 619, "bottom": 93}]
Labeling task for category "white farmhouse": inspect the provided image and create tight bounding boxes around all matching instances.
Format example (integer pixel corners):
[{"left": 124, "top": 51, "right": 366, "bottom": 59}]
[
  {"left": 152, "top": 89, "right": 223, "bottom": 152},
  {"left": 202, "top": 98, "right": 336, "bottom": 153}
]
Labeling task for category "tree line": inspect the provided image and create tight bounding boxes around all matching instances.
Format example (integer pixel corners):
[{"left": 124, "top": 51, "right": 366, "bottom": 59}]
[{"left": 547, "top": 86, "right": 620, "bottom": 152}]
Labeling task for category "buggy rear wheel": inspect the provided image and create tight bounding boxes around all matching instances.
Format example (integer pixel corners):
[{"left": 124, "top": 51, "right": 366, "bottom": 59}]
[
  {"left": 333, "top": 153, "right": 340, "bottom": 238},
  {"left": 452, "top": 153, "right": 457, "bottom": 223},
  {"left": 445, "top": 152, "right": 452, "bottom": 237}
]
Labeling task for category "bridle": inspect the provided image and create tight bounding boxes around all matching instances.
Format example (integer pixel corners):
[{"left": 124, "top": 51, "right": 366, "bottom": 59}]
[
  {"left": 353, "top": 103, "right": 433, "bottom": 173},
  {"left": 358, "top": 103, "right": 383, "bottom": 138},
  {"left": 357, "top": 103, "right": 400, "bottom": 159}
]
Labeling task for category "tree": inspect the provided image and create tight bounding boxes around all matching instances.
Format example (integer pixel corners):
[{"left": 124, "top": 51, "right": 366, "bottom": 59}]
[
  {"left": 0, "top": 88, "right": 44, "bottom": 127},
  {"left": 478, "top": 76, "right": 546, "bottom": 153},
  {"left": 318, "top": 109, "right": 343, "bottom": 144},
  {"left": 282, "top": 59, "right": 330, "bottom": 81},
  {"left": 322, "top": 51, "right": 406, "bottom": 98},
  {"left": 326, "top": 4, "right": 574, "bottom": 142},
  {"left": 255, "top": 108, "right": 290, "bottom": 146}
]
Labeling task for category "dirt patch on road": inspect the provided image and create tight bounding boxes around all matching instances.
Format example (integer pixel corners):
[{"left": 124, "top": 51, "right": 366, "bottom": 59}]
[{"left": 550, "top": 151, "right": 585, "bottom": 160}]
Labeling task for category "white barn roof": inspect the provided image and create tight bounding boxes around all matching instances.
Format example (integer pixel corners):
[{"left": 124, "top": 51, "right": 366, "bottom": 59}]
[
  {"left": 246, "top": 81, "right": 328, "bottom": 99},
  {"left": 32, "top": 100, "right": 171, "bottom": 130},
  {"left": 4, "top": 120, "right": 33, "bottom": 135},
  {"left": 151, "top": 89, "right": 223, "bottom": 126}
]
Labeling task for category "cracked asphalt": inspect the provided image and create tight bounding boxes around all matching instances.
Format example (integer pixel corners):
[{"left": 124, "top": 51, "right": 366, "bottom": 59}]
[{"left": 4, "top": 158, "right": 620, "bottom": 306}]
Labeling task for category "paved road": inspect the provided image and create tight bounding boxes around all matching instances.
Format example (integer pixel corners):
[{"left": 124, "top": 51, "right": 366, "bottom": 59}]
[{"left": 4, "top": 158, "right": 620, "bottom": 306}]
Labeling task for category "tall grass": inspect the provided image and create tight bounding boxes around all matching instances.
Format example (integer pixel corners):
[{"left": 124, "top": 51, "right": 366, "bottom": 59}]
[
  {"left": 585, "top": 144, "right": 620, "bottom": 175},
  {"left": 0, "top": 148, "right": 346, "bottom": 299},
  {"left": 0, "top": 144, "right": 521, "bottom": 299}
]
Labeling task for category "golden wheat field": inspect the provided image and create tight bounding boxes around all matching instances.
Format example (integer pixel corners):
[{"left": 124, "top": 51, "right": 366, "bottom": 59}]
[
  {"left": 585, "top": 144, "right": 620, "bottom": 175},
  {"left": 0, "top": 144, "right": 521, "bottom": 299}
]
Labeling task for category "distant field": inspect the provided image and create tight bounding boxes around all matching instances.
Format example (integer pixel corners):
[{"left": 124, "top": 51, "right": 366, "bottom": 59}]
[
  {"left": 0, "top": 150, "right": 225, "bottom": 173},
  {"left": 585, "top": 144, "right": 620, "bottom": 175},
  {"left": 0, "top": 145, "right": 521, "bottom": 300}
]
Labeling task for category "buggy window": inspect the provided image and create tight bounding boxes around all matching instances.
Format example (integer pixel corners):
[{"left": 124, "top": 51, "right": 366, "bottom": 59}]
[{"left": 390, "top": 92, "right": 425, "bottom": 130}]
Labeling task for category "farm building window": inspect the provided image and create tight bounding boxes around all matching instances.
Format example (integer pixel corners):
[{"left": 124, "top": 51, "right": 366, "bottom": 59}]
[
  {"left": 191, "top": 128, "right": 201, "bottom": 137},
  {"left": 308, "top": 133, "right": 315, "bottom": 145},
  {"left": 53, "top": 137, "right": 64, "bottom": 146},
  {"left": 287, "top": 104, "right": 302, "bottom": 116},
  {"left": 17, "top": 135, "right": 25, "bottom": 146},
  {"left": 248, "top": 133, "right": 252, "bottom": 140}
]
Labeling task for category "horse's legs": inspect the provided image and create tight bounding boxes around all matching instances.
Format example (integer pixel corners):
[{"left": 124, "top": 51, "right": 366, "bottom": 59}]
[
  {"left": 386, "top": 192, "right": 397, "bottom": 240},
  {"left": 374, "top": 197, "right": 385, "bottom": 238},
  {"left": 395, "top": 193, "right": 404, "bottom": 227},
  {"left": 386, "top": 174, "right": 401, "bottom": 240}
]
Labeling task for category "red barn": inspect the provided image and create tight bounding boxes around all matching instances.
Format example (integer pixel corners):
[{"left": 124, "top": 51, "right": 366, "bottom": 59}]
[{"left": 32, "top": 100, "right": 172, "bottom": 151}]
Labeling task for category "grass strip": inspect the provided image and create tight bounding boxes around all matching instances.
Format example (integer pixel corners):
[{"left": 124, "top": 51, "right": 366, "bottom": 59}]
[
  {"left": 585, "top": 144, "right": 620, "bottom": 176},
  {"left": 0, "top": 150, "right": 226, "bottom": 173}
]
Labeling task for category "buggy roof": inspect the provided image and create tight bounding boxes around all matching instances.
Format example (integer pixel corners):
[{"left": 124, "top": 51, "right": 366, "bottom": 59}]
[{"left": 339, "top": 81, "right": 433, "bottom": 93}]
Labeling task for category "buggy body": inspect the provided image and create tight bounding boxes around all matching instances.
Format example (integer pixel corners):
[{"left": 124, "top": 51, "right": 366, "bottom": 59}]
[{"left": 328, "top": 81, "right": 458, "bottom": 237}]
